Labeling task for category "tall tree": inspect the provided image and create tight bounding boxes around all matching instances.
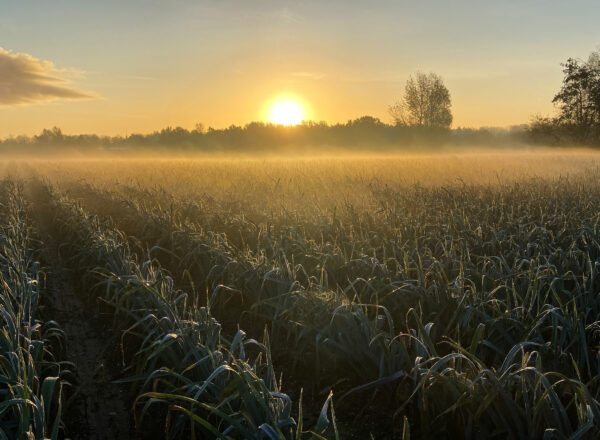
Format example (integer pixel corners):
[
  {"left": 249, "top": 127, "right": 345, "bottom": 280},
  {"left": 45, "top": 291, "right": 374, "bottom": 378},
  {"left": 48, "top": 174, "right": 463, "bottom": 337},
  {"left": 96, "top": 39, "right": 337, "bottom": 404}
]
[
  {"left": 389, "top": 72, "right": 452, "bottom": 128},
  {"left": 552, "top": 51, "right": 600, "bottom": 143}
]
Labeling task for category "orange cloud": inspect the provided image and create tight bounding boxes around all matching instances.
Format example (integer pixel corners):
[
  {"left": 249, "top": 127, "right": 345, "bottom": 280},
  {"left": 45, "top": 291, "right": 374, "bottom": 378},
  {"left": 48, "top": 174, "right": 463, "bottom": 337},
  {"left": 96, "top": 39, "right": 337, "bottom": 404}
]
[{"left": 0, "top": 46, "right": 97, "bottom": 105}]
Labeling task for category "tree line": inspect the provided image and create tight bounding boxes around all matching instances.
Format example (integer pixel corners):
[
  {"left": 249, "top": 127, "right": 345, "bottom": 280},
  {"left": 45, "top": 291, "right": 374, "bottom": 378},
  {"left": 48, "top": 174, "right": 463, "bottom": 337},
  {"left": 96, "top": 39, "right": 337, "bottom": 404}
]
[
  {"left": 0, "top": 120, "right": 528, "bottom": 154},
  {"left": 4, "top": 55, "right": 597, "bottom": 153}
]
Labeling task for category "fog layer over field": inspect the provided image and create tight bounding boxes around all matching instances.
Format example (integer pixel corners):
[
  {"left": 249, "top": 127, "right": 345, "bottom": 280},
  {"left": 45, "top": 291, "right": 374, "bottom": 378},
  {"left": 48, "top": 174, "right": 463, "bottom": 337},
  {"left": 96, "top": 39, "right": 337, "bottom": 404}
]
[{"left": 7, "top": 148, "right": 600, "bottom": 200}]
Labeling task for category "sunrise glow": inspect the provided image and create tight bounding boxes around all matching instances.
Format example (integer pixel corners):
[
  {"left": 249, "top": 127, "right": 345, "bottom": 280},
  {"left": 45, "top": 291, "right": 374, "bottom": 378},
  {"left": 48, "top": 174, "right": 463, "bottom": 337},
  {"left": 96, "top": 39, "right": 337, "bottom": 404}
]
[{"left": 268, "top": 100, "right": 305, "bottom": 126}]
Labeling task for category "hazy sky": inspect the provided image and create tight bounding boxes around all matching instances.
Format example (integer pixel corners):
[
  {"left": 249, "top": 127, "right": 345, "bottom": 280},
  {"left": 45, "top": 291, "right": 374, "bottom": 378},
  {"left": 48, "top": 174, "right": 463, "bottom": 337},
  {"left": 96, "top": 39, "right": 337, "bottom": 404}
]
[{"left": 1, "top": 0, "right": 600, "bottom": 136}]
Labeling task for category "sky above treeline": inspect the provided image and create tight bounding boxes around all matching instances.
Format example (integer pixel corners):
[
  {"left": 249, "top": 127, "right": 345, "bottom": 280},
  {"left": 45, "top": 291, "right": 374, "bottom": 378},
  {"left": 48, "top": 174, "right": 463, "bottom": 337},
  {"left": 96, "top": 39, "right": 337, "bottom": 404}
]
[{"left": 1, "top": 0, "right": 599, "bottom": 137}]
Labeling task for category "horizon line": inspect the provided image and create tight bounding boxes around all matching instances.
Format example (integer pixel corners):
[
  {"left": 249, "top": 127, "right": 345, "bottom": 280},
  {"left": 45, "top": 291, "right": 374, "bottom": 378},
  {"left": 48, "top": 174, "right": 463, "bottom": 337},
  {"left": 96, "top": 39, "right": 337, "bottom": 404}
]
[{"left": 0, "top": 117, "right": 530, "bottom": 140}]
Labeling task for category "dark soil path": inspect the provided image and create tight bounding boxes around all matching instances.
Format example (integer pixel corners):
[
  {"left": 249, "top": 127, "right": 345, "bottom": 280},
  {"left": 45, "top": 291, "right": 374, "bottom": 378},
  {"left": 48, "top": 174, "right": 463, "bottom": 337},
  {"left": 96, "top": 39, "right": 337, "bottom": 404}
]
[{"left": 26, "top": 180, "right": 133, "bottom": 440}]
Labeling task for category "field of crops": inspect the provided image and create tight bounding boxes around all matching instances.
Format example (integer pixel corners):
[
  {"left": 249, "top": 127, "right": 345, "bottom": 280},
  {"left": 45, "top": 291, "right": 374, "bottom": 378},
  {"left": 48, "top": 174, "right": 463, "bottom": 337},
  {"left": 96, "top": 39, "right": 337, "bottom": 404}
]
[{"left": 4, "top": 150, "right": 600, "bottom": 439}]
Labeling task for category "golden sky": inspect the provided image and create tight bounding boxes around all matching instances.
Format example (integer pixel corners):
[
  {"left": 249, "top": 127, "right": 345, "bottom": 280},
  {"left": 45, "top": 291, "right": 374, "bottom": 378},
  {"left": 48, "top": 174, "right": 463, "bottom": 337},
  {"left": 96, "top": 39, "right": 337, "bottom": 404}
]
[{"left": 1, "top": 1, "right": 599, "bottom": 137}]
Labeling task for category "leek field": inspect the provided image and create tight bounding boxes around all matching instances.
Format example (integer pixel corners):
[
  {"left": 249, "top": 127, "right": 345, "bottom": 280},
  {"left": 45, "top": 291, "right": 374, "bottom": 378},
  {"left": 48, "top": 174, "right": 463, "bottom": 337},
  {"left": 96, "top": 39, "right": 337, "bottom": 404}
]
[{"left": 3, "top": 151, "right": 600, "bottom": 439}]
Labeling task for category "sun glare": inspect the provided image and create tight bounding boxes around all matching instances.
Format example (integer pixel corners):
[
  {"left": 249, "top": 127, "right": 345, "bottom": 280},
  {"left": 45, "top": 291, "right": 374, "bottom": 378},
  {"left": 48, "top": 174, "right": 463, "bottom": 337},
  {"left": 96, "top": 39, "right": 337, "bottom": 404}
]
[{"left": 268, "top": 100, "right": 305, "bottom": 126}]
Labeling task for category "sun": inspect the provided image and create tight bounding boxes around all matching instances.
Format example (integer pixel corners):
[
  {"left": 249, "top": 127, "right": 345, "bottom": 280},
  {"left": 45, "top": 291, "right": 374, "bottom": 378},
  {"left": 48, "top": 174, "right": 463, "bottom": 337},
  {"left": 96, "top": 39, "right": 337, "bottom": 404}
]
[{"left": 268, "top": 99, "right": 305, "bottom": 126}]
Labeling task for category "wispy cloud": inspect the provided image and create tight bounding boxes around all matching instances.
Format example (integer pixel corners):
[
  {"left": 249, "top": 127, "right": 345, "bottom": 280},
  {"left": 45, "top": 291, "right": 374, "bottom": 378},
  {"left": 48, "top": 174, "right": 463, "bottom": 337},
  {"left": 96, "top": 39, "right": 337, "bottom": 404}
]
[{"left": 0, "top": 46, "right": 97, "bottom": 105}]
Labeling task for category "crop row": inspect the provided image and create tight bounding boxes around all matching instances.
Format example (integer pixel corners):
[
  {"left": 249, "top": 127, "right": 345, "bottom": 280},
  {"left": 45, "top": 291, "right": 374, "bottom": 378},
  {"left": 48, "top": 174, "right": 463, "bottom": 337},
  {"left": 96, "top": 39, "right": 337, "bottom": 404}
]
[{"left": 0, "top": 180, "right": 64, "bottom": 439}]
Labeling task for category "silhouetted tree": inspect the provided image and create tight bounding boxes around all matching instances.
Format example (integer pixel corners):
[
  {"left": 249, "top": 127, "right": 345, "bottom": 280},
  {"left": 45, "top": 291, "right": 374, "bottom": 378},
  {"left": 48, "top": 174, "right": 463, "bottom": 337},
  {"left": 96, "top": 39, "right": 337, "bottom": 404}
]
[
  {"left": 527, "top": 115, "right": 564, "bottom": 145},
  {"left": 193, "top": 123, "right": 206, "bottom": 134},
  {"left": 552, "top": 52, "right": 600, "bottom": 143},
  {"left": 389, "top": 72, "right": 453, "bottom": 128}
]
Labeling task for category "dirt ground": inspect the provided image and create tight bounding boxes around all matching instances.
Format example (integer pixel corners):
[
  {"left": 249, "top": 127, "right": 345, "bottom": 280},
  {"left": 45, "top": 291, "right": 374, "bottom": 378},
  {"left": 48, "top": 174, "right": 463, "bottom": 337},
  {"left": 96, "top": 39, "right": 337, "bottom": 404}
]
[{"left": 28, "top": 181, "right": 133, "bottom": 440}]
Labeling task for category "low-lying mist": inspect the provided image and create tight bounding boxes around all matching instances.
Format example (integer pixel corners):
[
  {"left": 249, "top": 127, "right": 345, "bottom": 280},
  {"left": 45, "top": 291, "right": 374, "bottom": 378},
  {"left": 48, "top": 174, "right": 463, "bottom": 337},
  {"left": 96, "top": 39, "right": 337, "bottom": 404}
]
[{"left": 4, "top": 147, "right": 600, "bottom": 216}]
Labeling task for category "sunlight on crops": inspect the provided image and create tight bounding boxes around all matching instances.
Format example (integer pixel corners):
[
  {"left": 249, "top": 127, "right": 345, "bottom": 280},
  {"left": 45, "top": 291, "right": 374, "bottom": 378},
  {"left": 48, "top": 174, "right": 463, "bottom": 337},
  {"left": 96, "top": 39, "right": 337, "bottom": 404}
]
[
  {"left": 21, "top": 149, "right": 600, "bottom": 186},
  {"left": 11, "top": 149, "right": 600, "bottom": 215},
  {"left": 4, "top": 148, "right": 600, "bottom": 438}
]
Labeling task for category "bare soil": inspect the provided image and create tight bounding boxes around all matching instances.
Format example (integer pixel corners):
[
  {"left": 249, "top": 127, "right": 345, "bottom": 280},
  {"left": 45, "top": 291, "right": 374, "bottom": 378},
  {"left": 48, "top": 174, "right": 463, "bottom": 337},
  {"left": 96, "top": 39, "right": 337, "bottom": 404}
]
[{"left": 27, "top": 181, "right": 133, "bottom": 440}]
